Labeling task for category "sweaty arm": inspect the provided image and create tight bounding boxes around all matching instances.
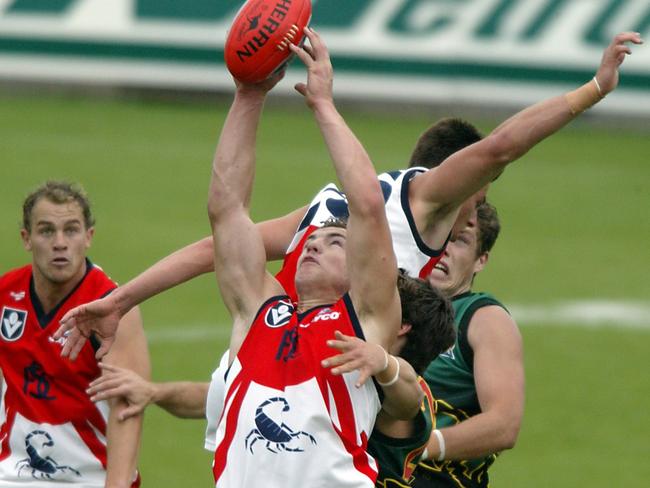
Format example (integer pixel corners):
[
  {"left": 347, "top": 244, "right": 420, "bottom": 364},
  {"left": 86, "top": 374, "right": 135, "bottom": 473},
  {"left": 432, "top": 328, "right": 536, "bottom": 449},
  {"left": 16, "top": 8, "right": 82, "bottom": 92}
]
[
  {"left": 424, "top": 306, "right": 524, "bottom": 461},
  {"left": 102, "top": 306, "right": 150, "bottom": 488},
  {"left": 409, "top": 32, "right": 643, "bottom": 245}
]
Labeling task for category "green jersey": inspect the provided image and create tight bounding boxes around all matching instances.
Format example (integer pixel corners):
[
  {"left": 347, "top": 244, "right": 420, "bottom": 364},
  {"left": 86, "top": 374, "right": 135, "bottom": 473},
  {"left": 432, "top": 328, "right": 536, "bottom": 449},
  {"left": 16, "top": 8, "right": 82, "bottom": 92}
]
[
  {"left": 369, "top": 378, "right": 436, "bottom": 487},
  {"left": 414, "top": 292, "right": 507, "bottom": 488}
]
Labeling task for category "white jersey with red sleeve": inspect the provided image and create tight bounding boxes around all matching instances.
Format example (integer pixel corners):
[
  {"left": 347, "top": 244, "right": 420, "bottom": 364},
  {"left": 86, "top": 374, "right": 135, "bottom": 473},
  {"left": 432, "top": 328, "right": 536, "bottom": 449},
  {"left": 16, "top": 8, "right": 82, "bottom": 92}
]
[
  {"left": 212, "top": 294, "right": 381, "bottom": 488},
  {"left": 0, "top": 262, "right": 140, "bottom": 487},
  {"left": 275, "top": 169, "right": 447, "bottom": 301}
]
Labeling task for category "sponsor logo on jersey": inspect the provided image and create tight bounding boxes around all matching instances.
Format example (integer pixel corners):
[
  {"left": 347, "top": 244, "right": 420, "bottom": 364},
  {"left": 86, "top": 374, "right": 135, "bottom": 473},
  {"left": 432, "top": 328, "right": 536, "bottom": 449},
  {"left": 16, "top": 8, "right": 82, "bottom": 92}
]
[
  {"left": 264, "top": 301, "right": 293, "bottom": 328},
  {"left": 245, "top": 397, "right": 317, "bottom": 454},
  {"left": 16, "top": 430, "right": 81, "bottom": 479},
  {"left": 1, "top": 306, "right": 27, "bottom": 341},
  {"left": 311, "top": 309, "right": 341, "bottom": 323},
  {"left": 10, "top": 290, "right": 26, "bottom": 301}
]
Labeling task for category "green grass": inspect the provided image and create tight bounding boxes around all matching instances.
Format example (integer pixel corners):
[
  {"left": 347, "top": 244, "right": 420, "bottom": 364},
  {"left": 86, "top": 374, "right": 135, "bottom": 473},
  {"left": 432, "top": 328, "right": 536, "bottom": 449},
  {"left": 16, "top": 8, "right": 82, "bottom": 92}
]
[{"left": 1, "top": 92, "right": 649, "bottom": 486}]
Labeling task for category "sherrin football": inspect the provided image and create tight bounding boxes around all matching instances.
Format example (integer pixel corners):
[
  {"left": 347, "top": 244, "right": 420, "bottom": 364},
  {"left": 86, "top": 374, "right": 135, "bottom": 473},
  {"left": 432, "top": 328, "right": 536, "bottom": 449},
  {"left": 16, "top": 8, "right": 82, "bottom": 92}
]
[{"left": 225, "top": 0, "right": 312, "bottom": 84}]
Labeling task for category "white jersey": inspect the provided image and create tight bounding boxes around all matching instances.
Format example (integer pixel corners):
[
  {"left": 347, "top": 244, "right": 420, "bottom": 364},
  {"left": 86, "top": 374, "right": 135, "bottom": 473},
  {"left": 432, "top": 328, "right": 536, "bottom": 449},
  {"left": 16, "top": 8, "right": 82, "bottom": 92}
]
[
  {"left": 204, "top": 352, "right": 229, "bottom": 452},
  {"left": 276, "top": 168, "right": 447, "bottom": 300}
]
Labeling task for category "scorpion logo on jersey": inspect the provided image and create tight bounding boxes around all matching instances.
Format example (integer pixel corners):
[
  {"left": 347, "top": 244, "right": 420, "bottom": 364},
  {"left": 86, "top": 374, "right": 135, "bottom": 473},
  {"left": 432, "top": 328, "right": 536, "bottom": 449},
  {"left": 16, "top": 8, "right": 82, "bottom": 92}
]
[
  {"left": 15, "top": 430, "right": 81, "bottom": 479},
  {"left": 245, "top": 397, "right": 316, "bottom": 454}
]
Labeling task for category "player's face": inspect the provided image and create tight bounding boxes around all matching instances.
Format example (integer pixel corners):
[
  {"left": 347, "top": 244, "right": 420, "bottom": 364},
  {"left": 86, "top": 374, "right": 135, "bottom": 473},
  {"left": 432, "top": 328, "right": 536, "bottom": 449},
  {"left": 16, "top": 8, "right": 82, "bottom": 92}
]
[
  {"left": 295, "top": 227, "right": 349, "bottom": 298},
  {"left": 428, "top": 215, "right": 486, "bottom": 297},
  {"left": 21, "top": 199, "right": 93, "bottom": 287}
]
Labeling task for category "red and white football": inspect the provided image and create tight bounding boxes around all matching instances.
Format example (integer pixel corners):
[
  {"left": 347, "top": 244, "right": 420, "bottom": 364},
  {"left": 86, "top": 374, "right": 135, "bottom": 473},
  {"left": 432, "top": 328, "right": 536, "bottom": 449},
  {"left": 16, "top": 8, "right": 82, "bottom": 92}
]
[{"left": 225, "top": 0, "right": 312, "bottom": 84}]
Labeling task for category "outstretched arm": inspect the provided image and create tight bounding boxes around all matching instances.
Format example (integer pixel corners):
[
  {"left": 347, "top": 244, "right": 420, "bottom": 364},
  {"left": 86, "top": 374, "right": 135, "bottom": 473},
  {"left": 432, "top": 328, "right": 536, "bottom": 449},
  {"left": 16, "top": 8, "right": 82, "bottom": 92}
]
[
  {"left": 291, "top": 28, "right": 401, "bottom": 350},
  {"left": 208, "top": 76, "right": 286, "bottom": 359},
  {"left": 410, "top": 32, "right": 643, "bottom": 246},
  {"left": 423, "top": 306, "right": 524, "bottom": 461},
  {"left": 88, "top": 363, "right": 208, "bottom": 420}
]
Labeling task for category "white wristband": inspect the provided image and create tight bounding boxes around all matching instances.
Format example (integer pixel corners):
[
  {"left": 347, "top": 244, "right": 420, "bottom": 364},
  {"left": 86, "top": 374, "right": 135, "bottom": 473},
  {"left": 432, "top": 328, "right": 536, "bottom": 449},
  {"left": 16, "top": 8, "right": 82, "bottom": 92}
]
[
  {"left": 377, "top": 355, "right": 400, "bottom": 387},
  {"left": 433, "top": 429, "right": 446, "bottom": 461},
  {"left": 592, "top": 76, "right": 603, "bottom": 97}
]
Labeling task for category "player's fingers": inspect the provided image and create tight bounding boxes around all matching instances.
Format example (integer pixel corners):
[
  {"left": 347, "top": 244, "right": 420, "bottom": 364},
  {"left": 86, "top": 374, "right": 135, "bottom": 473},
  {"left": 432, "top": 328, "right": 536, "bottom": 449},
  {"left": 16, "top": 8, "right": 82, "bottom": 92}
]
[
  {"left": 88, "top": 383, "right": 123, "bottom": 401},
  {"left": 61, "top": 327, "right": 83, "bottom": 358},
  {"left": 119, "top": 405, "right": 144, "bottom": 421},
  {"left": 331, "top": 359, "right": 364, "bottom": 376},
  {"left": 326, "top": 339, "right": 351, "bottom": 352},
  {"left": 321, "top": 352, "right": 352, "bottom": 368},
  {"left": 87, "top": 376, "right": 122, "bottom": 394},
  {"left": 97, "top": 362, "right": 119, "bottom": 373},
  {"left": 288, "top": 43, "right": 312, "bottom": 66},
  {"left": 95, "top": 338, "right": 114, "bottom": 360},
  {"left": 294, "top": 82, "right": 307, "bottom": 97},
  {"left": 355, "top": 371, "right": 370, "bottom": 388},
  {"left": 54, "top": 317, "right": 75, "bottom": 340}
]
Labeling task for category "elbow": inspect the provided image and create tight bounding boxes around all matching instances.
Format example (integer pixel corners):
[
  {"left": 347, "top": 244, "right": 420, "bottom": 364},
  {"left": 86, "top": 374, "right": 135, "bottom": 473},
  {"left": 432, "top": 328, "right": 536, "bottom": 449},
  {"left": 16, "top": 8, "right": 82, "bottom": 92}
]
[
  {"left": 499, "top": 423, "right": 521, "bottom": 451},
  {"left": 481, "top": 131, "right": 521, "bottom": 175}
]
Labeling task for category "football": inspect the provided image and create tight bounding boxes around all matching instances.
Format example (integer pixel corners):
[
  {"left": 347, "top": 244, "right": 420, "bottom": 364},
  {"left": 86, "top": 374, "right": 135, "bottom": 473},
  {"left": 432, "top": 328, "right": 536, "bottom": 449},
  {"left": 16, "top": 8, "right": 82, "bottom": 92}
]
[{"left": 224, "top": 0, "right": 312, "bottom": 84}]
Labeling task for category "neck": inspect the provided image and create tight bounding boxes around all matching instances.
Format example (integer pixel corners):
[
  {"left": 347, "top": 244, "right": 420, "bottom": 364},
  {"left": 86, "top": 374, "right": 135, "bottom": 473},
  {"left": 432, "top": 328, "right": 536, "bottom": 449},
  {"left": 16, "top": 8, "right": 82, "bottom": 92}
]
[{"left": 32, "top": 264, "right": 86, "bottom": 314}]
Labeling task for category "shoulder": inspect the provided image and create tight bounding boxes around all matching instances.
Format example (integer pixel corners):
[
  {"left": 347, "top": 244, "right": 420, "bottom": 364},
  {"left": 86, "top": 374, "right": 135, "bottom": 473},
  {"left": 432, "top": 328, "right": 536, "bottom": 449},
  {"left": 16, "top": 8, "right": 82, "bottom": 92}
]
[
  {"left": 75, "top": 261, "right": 118, "bottom": 300},
  {"left": 467, "top": 304, "right": 521, "bottom": 352},
  {"left": 1, "top": 264, "right": 31, "bottom": 283}
]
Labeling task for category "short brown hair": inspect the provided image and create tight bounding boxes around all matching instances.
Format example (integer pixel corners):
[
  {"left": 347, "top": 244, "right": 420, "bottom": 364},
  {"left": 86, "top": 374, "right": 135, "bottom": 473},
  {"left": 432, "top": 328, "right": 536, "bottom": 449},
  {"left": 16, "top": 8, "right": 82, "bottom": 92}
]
[
  {"left": 397, "top": 271, "right": 455, "bottom": 374},
  {"left": 476, "top": 201, "right": 500, "bottom": 256},
  {"left": 409, "top": 118, "right": 483, "bottom": 169},
  {"left": 22, "top": 181, "right": 95, "bottom": 232}
]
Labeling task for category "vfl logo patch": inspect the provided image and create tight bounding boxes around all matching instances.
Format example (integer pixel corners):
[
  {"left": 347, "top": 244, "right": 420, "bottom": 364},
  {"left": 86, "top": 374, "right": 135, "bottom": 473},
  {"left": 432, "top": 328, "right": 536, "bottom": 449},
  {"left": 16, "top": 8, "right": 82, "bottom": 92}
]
[
  {"left": 1, "top": 306, "right": 27, "bottom": 341},
  {"left": 265, "top": 301, "right": 293, "bottom": 328}
]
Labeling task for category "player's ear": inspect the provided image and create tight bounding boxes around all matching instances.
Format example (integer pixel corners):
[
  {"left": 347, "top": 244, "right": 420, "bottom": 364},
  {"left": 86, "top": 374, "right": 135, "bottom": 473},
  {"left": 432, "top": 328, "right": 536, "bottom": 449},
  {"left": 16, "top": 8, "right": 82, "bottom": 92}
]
[
  {"left": 473, "top": 252, "right": 489, "bottom": 274},
  {"left": 398, "top": 323, "right": 412, "bottom": 337},
  {"left": 20, "top": 228, "right": 32, "bottom": 252},
  {"left": 85, "top": 226, "right": 95, "bottom": 248}
]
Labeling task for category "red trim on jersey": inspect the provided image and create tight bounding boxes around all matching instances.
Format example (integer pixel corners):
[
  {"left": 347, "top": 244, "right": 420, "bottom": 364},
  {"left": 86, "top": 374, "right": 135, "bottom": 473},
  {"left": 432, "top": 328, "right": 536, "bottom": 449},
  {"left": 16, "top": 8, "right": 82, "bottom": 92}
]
[{"left": 418, "top": 254, "right": 443, "bottom": 280}]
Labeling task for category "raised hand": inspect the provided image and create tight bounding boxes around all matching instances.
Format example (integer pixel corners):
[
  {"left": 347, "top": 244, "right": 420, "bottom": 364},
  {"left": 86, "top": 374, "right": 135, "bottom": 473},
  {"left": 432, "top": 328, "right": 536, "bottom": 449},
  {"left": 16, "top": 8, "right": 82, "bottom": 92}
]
[
  {"left": 321, "top": 330, "right": 389, "bottom": 388},
  {"left": 88, "top": 363, "right": 154, "bottom": 421},
  {"left": 596, "top": 32, "right": 643, "bottom": 96},
  {"left": 289, "top": 27, "right": 334, "bottom": 109}
]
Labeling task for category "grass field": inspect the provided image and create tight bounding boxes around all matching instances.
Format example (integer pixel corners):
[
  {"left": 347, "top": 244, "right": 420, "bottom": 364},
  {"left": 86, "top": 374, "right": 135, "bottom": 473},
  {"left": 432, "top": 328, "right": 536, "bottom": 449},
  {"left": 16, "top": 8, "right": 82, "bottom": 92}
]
[{"left": 1, "top": 92, "right": 649, "bottom": 486}]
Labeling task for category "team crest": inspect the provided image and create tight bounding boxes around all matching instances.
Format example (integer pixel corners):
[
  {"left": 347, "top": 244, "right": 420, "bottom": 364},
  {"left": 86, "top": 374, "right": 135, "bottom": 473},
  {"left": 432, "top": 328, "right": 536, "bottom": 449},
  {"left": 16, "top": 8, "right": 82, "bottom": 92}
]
[
  {"left": 245, "top": 397, "right": 317, "bottom": 453},
  {"left": 1, "top": 306, "right": 28, "bottom": 341},
  {"left": 264, "top": 301, "right": 293, "bottom": 328},
  {"left": 16, "top": 430, "right": 81, "bottom": 479}
]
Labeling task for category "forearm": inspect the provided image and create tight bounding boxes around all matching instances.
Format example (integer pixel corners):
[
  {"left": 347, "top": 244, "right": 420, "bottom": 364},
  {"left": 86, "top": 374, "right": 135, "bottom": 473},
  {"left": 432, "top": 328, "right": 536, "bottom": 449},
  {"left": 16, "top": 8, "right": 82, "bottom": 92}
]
[
  {"left": 377, "top": 356, "right": 422, "bottom": 421},
  {"left": 208, "top": 90, "right": 266, "bottom": 219},
  {"left": 112, "top": 237, "right": 215, "bottom": 316},
  {"left": 426, "top": 409, "right": 521, "bottom": 461},
  {"left": 153, "top": 381, "right": 208, "bottom": 419},
  {"left": 312, "top": 101, "right": 383, "bottom": 215},
  {"left": 105, "top": 398, "right": 142, "bottom": 488}
]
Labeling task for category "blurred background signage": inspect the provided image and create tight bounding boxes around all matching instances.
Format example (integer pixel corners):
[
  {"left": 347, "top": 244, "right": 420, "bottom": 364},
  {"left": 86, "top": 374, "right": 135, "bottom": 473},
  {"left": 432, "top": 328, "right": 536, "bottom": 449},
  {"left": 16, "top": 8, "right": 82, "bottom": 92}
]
[{"left": 0, "top": 0, "right": 648, "bottom": 113}]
